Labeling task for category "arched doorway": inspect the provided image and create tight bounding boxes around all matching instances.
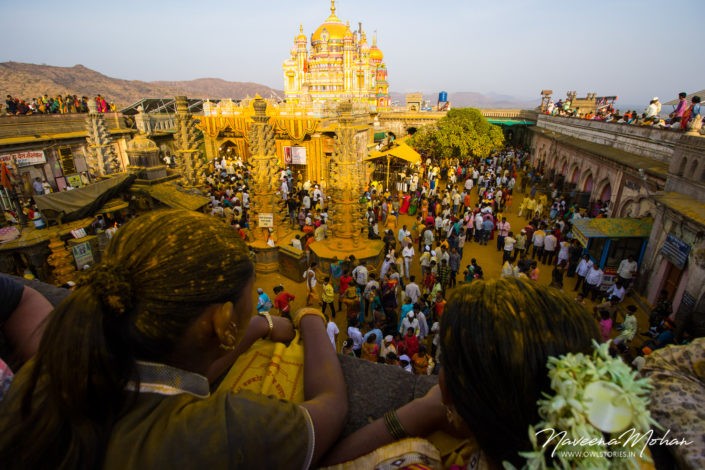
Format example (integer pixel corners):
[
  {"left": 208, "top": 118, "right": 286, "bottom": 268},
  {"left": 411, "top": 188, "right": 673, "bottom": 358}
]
[
  {"left": 570, "top": 167, "right": 580, "bottom": 184},
  {"left": 561, "top": 160, "right": 568, "bottom": 176},
  {"left": 218, "top": 140, "right": 238, "bottom": 159},
  {"left": 599, "top": 182, "right": 612, "bottom": 202},
  {"left": 406, "top": 127, "right": 418, "bottom": 136},
  {"left": 583, "top": 173, "right": 594, "bottom": 193}
]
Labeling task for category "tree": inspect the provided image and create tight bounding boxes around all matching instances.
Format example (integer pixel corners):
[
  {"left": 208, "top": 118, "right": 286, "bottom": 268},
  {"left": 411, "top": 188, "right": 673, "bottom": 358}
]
[{"left": 409, "top": 108, "right": 504, "bottom": 159}]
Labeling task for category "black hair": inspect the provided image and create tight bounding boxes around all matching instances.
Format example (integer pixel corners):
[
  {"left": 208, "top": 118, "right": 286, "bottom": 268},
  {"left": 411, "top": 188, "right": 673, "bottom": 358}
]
[
  {"left": 0, "top": 210, "right": 254, "bottom": 470},
  {"left": 440, "top": 278, "right": 599, "bottom": 466}
]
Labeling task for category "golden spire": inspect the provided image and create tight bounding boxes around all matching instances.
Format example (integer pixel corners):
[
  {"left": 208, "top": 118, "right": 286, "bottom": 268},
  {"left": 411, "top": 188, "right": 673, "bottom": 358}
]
[
  {"left": 300, "top": 24, "right": 303, "bottom": 33},
  {"left": 331, "top": 0, "right": 335, "bottom": 15},
  {"left": 373, "top": 34, "right": 377, "bottom": 46}
]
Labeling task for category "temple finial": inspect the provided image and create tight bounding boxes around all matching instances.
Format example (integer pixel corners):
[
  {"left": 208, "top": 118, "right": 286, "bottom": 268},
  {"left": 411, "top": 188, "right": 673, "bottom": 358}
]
[
  {"left": 331, "top": 0, "right": 336, "bottom": 15},
  {"left": 300, "top": 24, "right": 303, "bottom": 33}
]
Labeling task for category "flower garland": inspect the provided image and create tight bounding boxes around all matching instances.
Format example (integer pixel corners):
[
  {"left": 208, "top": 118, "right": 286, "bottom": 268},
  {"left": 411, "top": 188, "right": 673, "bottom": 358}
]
[{"left": 506, "top": 341, "right": 660, "bottom": 470}]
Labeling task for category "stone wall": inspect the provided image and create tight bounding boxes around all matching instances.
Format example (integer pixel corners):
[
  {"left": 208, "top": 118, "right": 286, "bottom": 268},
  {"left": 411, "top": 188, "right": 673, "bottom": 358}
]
[
  {"left": 665, "top": 134, "right": 705, "bottom": 203},
  {"left": 536, "top": 114, "right": 680, "bottom": 163}
]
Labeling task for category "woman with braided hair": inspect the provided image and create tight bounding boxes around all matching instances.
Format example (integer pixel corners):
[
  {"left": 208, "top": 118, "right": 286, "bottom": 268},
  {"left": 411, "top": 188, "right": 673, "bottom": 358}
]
[{"left": 0, "top": 209, "right": 346, "bottom": 470}]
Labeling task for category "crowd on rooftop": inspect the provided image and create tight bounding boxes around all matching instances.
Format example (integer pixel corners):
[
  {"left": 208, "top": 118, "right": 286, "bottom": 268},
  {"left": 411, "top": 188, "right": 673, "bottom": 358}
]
[
  {"left": 3, "top": 94, "right": 116, "bottom": 115},
  {"left": 545, "top": 92, "right": 702, "bottom": 131}
]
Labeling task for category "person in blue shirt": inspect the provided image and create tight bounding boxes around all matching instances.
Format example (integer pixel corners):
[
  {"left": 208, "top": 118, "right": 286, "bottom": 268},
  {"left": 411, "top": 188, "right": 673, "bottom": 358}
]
[
  {"left": 363, "top": 321, "right": 384, "bottom": 349},
  {"left": 256, "top": 288, "right": 272, "bottom": 312},
  {"left": 398, "top": 298, "right": 415, "bottom": 331}
]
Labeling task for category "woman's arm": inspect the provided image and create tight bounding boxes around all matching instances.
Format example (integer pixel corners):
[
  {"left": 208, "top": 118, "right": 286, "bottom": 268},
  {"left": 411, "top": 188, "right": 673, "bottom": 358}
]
[
  {"left": 298, "top": 310, "right": 348, "bottom": 465},
  {"left": 319, "top": 385, "right": 448, "bottom": 466}
]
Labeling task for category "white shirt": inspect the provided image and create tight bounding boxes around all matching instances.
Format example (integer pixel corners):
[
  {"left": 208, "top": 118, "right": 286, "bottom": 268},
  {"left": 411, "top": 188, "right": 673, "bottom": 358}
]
[
  {"left": 400, "top": 317, "right": 419, "bottom": 335},
  {"left": 352, "top": 265, "right": 368, "bottom": 285},
  {"left": 327, "top": 321, "right": 339, "bottom": 350},
  {"left": 585, "top": 267, "right": 603, "bottom": 286},
  {"left": 543, "top": 234, "right": 557, "bottom": 251},
  {"left": 416, "top": 311, "right": 429, "bottom": 338},
  {"left": 402, "top": 246, "right": 415, "bottom": 259},
  {"left": 291, "top": 238, "right": 302, "bottom": 250},
  {"left": 503, "top": 236, "right": 516, "bottom": 251},
  {"left": 617, "top": 259, "right": 638, "bottom": 279},
  {"left": 347, "top": 326, "right": 363, "bottom": 349},
  {"left": 576, "top": 259, "right": 593, "bottom": 277},
  {"left": 405, "top": 282, "right": 421, "bottom": 304}
]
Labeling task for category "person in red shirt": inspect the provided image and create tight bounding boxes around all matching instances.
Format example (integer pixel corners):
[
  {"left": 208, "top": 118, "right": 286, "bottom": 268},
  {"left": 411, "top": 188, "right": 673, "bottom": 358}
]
[
  {"left": 273, "top": 285, "right": 295, "bottom": 320},
  {"left": 403, "top": 327, "right": 419, "bottom": 358},
  {"left": 338, "top": 270, "right": 353, "bottom": 311}
]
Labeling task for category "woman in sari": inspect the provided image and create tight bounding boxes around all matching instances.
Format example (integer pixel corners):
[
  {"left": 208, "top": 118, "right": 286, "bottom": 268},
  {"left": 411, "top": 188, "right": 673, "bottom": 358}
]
[
  {"left": 420, "top": 198, "right": 429, "bottom": 220},
  {"left": 343, "top": 284, "right": 361, "bottom": 320},
  {"left": 361, "top": 333, "right": 379, "bottom": 362},
  {"left": 680, "top": 96, "right": 702, "bottom": 130},
  {"left": 400, "top": 193, "right": 411, "bottom": 214},
  {"left": 0, "top": 210, "right": 348, "bottom": 470},
  {"left": 411, "top": 345, "right": 430, "bottom": 375}
]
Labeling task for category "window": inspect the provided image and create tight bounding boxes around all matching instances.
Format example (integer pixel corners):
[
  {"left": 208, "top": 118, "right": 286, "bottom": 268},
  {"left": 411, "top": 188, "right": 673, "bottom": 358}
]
[{"left": 678, "top": 157, "right": 687, "bottom": 176}]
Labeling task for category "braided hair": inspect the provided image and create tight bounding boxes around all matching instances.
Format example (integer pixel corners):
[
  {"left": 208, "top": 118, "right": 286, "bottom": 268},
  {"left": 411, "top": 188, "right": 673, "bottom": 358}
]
[
  {"left": 0, "top": 209, "right": 254, "bottom": 470},
  {"left": 439, "top": 277, "right": 599, "bottom": 466}
]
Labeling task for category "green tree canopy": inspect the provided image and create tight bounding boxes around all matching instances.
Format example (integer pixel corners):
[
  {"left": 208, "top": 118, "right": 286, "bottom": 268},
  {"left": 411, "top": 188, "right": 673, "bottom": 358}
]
[{"left": 409, "top": 108, "right": 505, "bottom": 159}]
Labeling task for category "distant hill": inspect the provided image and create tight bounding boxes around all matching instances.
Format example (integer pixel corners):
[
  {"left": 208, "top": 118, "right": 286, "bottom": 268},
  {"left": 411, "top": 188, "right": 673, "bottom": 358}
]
[
  {"left": 389, "top": 91, "right": 539, "bottom": 109},
  {"left": 1, "top": 61, "right": 537, "bottom": 110},
  {"left": 0, "top": 62, "right": 283, "bottom": 107}
]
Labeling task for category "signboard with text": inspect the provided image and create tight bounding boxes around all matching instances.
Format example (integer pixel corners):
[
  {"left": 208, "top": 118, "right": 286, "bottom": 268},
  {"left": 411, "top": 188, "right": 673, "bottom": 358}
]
[
  {"left": 71, "top": 241, "right": 94, "bottom": 269},
  {"left": 660, "top": 234, "right": 690, "bottom": 270},
  {"left": 0, "top": 150, "right": 46, "bottom": 168},
  {"left": 283, "top": 146, "right": 307, "bottom": 165},
  {"left": 258, "top": 213, "right": 274, "bottom": 228}
]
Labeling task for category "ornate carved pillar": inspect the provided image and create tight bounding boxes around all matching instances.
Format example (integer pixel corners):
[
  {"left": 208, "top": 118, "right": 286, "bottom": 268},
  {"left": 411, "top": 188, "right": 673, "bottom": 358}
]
[
  {"left": 85, "top": 100, "right": 120, "bottom": 175},
  {"left": 328, "top": 100, "right": 367, "bottom": 249},
  {"left": 247, "top": 97, "right": 282, "bottom": 244},
  {"left": 174, "top": 96, "right": 206, "bottom": 188}
]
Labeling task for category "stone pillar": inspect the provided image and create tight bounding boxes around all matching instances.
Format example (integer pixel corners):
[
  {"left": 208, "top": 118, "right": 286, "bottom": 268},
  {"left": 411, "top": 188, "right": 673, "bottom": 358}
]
[
  {"left": 247, "top": 97, "right": 282, "bottom": 244},
  {"left": 328, "top": 100, "right": 367, "bottom": 250},
  {"left": 174, "top": 96, "right": 205, "bottom": 188},
  {"left": 85, "top": 100, "right": 120, "bottom": 176}
]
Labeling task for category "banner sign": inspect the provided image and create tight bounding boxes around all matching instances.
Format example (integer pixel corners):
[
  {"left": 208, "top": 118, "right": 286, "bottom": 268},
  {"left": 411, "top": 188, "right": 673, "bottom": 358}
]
[
  {"left": 283, "top": 146, "right": 307, "bottom": 165},
  {"left": 660, "top": 233, "right": 690, "bottom": 270},
  {"left": 71, "top": 241, "right": 94, "bottom": 269},
  {"left": 1, "top": 150, "right": 47, "bottom": 168}
]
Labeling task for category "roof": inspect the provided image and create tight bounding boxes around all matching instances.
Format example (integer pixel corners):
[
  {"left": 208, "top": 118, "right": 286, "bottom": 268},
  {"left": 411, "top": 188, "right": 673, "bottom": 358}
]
[
  {"left": 530, "top": 127, "right": 669, "bottom": 178},
  {"left": 654, "top": 192, "right": 705, "bottom": 228},
  {"left": 664, "top": 90, "right": 704, "bottom": 106},
  {"left": 34, "top": 173, "right": 136, "bottom": 222},
  {"left": 142, "top": 183, "right": 209, "bottom": 211},
  {"left": 365, "top": 141, "right": 420, "bottom": 164},
  {"left": 572, "top": 217, "right": 654, "bottom": 239}
]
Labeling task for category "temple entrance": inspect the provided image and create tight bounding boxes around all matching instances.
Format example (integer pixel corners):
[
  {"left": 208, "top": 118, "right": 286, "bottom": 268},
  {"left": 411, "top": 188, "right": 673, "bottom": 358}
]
[{"left": 218, "top": 140, "right": 239, "bottom": 159}]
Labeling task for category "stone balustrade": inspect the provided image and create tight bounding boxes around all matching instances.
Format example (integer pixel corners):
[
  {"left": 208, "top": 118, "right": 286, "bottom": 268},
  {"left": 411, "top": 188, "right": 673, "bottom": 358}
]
[{"left": 535, "top": 114, "right": 682, "bottom": 163}]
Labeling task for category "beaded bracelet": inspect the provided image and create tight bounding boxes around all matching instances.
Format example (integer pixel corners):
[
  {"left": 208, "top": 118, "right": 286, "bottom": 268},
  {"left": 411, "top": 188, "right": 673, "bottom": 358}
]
[{"left": 383, "top": 410, "right": 410, "bottom": 441}]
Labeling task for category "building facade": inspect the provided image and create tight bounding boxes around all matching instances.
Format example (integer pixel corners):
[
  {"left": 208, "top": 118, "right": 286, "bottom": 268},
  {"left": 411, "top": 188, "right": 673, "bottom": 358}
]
[{"left": 282, "top": 1, "right": 390, "bottom": 109}]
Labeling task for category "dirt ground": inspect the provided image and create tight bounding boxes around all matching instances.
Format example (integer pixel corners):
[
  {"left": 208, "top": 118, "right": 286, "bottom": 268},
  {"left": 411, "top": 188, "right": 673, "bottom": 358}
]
[{"left": 249, "top": 186, "right": 654, "bottom": 355}]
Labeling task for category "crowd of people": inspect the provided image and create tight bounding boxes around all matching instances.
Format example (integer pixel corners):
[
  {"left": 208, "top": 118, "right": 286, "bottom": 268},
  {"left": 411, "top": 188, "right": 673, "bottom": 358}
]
[
  {"left": 3, "top": 94, "right": 115, "bottom": 115},
  {"left": 544, "top": 92, "right": 702, "bottom": 132},
  {"left": 0, "top": 136, "right": 703, "bottom": 468}
]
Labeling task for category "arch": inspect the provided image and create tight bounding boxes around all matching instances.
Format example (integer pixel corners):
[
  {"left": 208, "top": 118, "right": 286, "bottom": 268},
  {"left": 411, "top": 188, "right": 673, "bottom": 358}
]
[
  {"left": 569, "top": 165, "right": 580, "bottom": 184},
  {"left": 581, "top": 172, "right": 594, "bottom": 193},
  {"left": 218, "top": 139, "right": 239, "bottom": 158},
  {"left": 689, "top": 159, "right": 699, "bottom": 178},
  {"left": 596, "top": 179, "right": 612, "bottom": 202},
  {"left": 678, "top": 157, "right": 687, "bottom": 176},
  {"left": 406, "top": 127, "right": 418, "bottom": 135},
  {"left": 560, "top": 158, "right": 568, "bottom": 176}
]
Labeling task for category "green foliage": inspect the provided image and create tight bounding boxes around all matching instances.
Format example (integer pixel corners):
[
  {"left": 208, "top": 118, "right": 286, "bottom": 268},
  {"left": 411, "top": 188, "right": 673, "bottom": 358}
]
[{"left": 409, "top": 108, "right": 505, "bottom": 159}]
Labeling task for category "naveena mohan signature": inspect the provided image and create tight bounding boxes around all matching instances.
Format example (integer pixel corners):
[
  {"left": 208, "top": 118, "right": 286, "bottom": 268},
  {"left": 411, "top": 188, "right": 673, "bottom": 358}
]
[{"left": 536, "top": 427, "right": 693, "bottom": 458}]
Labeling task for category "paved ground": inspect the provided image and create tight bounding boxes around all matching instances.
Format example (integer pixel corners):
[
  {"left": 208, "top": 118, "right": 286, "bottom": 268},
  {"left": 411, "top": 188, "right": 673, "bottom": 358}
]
[{"left": 249, "top": 186, "right": 654, "bottom": 354}]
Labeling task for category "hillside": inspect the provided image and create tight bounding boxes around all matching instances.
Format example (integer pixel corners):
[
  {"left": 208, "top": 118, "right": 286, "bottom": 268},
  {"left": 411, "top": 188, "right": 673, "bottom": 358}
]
[
  {"left": 0, "top": 62, "right": 283, "bottom": 107},
  {"left": 1, "top": 61, "right": 537, "bottom": 110}
]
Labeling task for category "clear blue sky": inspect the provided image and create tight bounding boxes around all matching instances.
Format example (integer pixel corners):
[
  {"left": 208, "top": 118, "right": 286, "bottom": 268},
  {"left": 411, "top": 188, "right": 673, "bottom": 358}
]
[{"left": 1, "top": 0, "right": 702, "bottom": 108}]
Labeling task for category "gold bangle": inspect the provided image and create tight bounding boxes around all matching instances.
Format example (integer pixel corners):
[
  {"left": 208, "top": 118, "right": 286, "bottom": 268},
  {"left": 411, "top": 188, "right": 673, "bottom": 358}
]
[
  {"left": 383, "top": 410, "right": 409, "bottom": 441},
  {"left": 258, "top": 312, "right": 274, "bottom": 340},
  {"left": 293, "top": 307, "right": 327, "bottom": 330}
]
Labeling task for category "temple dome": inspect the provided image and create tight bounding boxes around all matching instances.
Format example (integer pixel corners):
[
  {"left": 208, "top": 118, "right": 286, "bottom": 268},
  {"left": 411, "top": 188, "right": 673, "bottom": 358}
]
[
  {"left": 127, "top": 134, "right": 158, "bottom": 152},
  {"left": 311, "top": 1, "right": 347, "bottom": 44},
  {"left": 369, "top": 45, "right": 383, "bottom": 61}
]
